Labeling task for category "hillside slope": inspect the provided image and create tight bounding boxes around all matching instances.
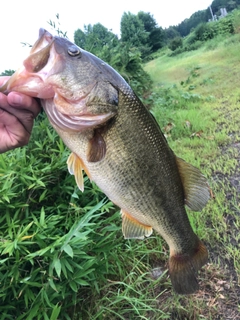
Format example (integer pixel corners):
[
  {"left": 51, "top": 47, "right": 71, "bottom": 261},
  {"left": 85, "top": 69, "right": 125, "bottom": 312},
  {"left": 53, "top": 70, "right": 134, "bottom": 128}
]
[{"left": 144, "top": 33, "right": 240, "bottom": 319}]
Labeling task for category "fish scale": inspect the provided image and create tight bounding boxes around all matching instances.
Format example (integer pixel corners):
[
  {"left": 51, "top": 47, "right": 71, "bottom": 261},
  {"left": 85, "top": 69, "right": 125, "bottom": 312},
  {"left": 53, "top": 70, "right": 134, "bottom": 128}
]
[{"left": 62, "top": 85, "right": 196, "bottom": 247}]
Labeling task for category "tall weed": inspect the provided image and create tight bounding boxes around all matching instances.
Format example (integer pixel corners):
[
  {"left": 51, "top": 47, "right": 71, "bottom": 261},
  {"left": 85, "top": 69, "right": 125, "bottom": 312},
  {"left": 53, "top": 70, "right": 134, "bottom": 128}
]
[{"left": 0, "top": 115, "right": 120, "bottom": 319}]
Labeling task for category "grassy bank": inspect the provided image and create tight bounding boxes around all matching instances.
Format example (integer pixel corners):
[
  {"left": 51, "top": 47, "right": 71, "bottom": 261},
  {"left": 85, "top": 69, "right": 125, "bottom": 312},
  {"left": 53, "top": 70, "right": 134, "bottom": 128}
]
[{"left": 144, "top": 32, "right": 240, "bottom": 319}]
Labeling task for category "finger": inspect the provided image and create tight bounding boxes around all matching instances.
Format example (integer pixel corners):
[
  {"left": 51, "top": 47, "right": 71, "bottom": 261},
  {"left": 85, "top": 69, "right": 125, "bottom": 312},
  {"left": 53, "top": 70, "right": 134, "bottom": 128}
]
[
  {"left": 7, "top": 92, "right": 41, "bottom": 118},
  {"left": 0, "top": 92, "right": 41, "bottom": 119},
  {"left": 0, "top": 108, "right": 30, "bottom": 151},
  {"left": 0, "top": 92, "right": 12, "bottom": 109},
  {"left": 0, "top": 92, "right": 41, "bottom": 135}
]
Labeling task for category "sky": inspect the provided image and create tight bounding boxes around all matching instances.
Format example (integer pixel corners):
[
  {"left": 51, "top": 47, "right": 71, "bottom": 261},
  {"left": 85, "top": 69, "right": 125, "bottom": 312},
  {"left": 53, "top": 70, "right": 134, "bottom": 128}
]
[{"left": 0, "top": 0, "right": 212, "bottom": 72}]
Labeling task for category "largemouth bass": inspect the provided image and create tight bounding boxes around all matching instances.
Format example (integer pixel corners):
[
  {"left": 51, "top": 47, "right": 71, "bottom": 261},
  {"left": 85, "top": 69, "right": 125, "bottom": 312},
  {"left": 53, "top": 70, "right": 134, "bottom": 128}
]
[{"left": 0, "top": 29, "right": 210, "bottom": 294}]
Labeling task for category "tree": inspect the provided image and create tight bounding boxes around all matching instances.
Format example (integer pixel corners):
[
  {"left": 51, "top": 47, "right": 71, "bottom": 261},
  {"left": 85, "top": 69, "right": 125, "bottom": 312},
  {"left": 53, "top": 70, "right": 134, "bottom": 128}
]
[
  {"left": 211, "top": 0, "right": 240, "bottom": 15},
  {"left": 226, "top": 0, "right": 237, "bottom": 9},
  {"left": 0, "top": 69, "right": 15, "bottom": 76},
  {"left": 137, "top": 11, "right": 165, "bottom": 52},
  {"left": 176, "top": 10, "right": 210, "bottom": 37},
  {"left": 100, "top": 42, "right": 152, "bottom": 96},
  {"left": 74, "top": 23, "right": 118, "bottom": 55},
  {"left": 165, "top": 26, "right": 181, "bottom": 41},
  {"left": 148, "top": 27, "right": 165, "bottom": 52},
  {"left": 174, "top": 0, "right": 240, "bottom": 38},
  {"left": 74, "top": 21, "right": 152, "bottom": 96},
  {"left": 120, "top": 12, "right": 151, "bottom": 58},
  {"left": 74, "top": 28, "right": 86, "bottom": 49}
]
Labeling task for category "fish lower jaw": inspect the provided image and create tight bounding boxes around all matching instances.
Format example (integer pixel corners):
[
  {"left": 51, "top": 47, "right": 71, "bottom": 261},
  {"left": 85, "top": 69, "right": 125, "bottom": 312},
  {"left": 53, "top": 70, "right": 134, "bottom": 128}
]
[{"left": 44, "top": 101, "right": 115, "bottom": 132}]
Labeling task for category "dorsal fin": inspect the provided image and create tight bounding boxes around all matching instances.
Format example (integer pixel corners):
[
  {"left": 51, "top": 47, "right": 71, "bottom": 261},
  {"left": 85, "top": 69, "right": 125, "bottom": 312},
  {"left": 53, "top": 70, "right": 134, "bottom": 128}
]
[
  {"left": 121, "top": 210, "right": 153, "bottom": 239},
  {"left": 175, "top": 157, "right": 210, "bottom": 211}
]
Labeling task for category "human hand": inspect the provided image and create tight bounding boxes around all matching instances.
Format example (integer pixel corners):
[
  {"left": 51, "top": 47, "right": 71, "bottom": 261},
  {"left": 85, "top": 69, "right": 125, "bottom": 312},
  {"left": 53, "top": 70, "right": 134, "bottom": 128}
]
[{"left": 0, "top": 76, "right": 41, "bottom": 153}]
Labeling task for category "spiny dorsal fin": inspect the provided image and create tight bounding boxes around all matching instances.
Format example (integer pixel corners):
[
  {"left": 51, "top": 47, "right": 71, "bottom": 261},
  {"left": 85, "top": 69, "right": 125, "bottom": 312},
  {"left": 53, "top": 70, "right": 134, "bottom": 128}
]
[
  {"left": 67, "top": 152, "right": 84, "bottom": 192},
  {"left": 121, "top": 210, "right": 153, "bottom": 239},
  {"left": 175, "top": 157, "right": 210, "bottom": 211}
]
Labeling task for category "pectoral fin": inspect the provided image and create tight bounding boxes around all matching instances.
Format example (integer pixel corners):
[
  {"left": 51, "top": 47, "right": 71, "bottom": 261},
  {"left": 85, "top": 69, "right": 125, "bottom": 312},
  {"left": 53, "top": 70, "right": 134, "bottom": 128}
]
[
  {"left": 121, "top": 210, "right": 153, "bottom": 239},
  {"left": 87, "top": 130, "right": 106, "bottom": 162},
  {"left": 67, "top": 153, "right": 85, "bottom": 192},
  {"left": 175, "top": 157, "right": 210, "bottom": 211}
]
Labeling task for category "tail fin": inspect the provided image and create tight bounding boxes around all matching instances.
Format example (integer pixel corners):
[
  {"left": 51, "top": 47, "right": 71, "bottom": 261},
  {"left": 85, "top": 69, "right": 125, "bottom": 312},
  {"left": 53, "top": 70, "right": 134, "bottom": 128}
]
[{"left": 168, "top": 240, "right": 208, "bottom": 294}]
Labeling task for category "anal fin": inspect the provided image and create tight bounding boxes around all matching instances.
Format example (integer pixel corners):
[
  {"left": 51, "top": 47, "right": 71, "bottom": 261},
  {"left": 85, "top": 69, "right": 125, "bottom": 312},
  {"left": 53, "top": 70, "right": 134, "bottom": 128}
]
[{"left": 121, "top": 210, "right": 153, "bottom": 240}]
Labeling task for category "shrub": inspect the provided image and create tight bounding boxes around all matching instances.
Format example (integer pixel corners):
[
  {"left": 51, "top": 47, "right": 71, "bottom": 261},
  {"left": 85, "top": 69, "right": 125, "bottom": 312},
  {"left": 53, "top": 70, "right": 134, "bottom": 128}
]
[
  {"left": 168, "top": 37, "right": 183, "bottom": 51},
  {"left": 195, "top": 22, "right": 216, "bottom": 41}
]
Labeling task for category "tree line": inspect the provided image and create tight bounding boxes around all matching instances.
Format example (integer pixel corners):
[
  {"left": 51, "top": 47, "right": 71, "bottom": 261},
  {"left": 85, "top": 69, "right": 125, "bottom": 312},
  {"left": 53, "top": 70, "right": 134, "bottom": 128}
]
[{"left": 174, "top": 0, "right": 240, "bottom": 37}]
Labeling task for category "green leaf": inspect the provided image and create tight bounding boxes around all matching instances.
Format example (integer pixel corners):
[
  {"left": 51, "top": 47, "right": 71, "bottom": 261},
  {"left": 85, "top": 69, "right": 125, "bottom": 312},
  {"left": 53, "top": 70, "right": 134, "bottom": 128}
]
[
  {"left": 62, "top": 199, "right": 106, "bottom": 247},
  {"left": 2, "top": 195, "right": 10, "bottom": 202},
  {"left": 36, "top": 179, "right": 46, "bottom": 187},
  {"left": 50, "top": 304, "right": 61, "bottom": 320},
  {"left": 17, "top": 222, "right": 34, "bottom": 240},
  {"left": 40, "top": 207, "right": 45, "bottom": 226},
  {"left": 69, "top": 281, "right": 78, "bottom": 292},
  {"left": 26, "top": 304, "right": 39, "bottom": 320},
  {"left": 48, "top": 278, "right": 58, "bottom": 292},
  {"left": 62, "top": 244, "right": 73, "bottom": 258},
  {"left": 0, "top": 258, "right": 8, "bottom": 264},
  {"left": 39, "top": 189, "right": 48, "bottom": 202},
  {"left": 54, "top": 258, "right": 62, "bottom": 278},
  {"left": 2, "top": 242, "right": 14, "bottom": 255},
  {"left": 74, "top": 279, "right": 90, "bottom": 286},
  {"left": 43, "top": 312, "right": 50, "bottom": 320},
  {"left": 61, "top": 258, "right": 73, "bottom": 273}
]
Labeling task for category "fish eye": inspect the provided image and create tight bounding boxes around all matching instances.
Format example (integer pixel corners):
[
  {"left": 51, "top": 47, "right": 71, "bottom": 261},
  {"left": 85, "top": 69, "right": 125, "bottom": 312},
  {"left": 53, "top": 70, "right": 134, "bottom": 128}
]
[{"left": 68, "top": 45, "right": 81, "bottom": 57}]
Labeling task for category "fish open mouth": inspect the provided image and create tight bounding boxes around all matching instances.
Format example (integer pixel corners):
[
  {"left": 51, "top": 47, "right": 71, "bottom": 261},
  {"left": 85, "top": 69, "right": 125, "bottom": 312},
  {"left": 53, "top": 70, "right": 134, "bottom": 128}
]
[
  {"left": 23, "top": 30, "right": 55, "bottom": 74},
  {"left": 0, "top": 29, "right": 61, "bottom": 98}
]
